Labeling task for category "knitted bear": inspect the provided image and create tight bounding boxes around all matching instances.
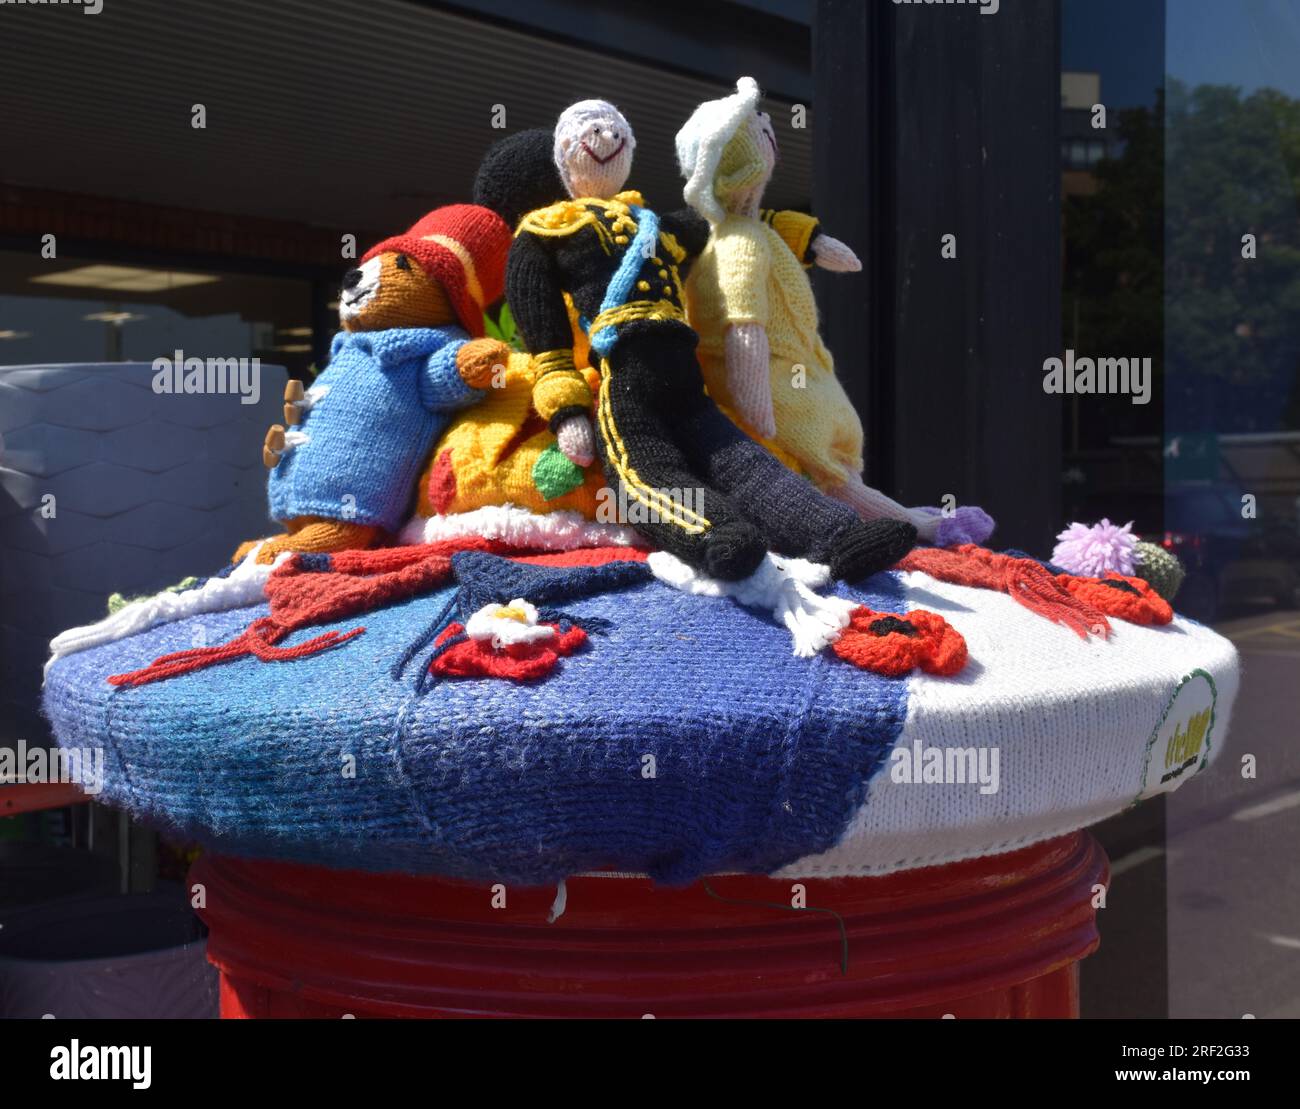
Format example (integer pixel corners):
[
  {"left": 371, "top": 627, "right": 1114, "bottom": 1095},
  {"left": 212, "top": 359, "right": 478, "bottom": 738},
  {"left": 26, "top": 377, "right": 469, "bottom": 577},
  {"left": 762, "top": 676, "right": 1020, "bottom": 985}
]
[
  {"left": 234, "top": 205, "right": 512, "bottom": 564},
  {"left": 677, "top": 77, "right": 994, "bottom": 548},
  {"left": 499, "top": 100, "right": 916, "bottom": 581}
]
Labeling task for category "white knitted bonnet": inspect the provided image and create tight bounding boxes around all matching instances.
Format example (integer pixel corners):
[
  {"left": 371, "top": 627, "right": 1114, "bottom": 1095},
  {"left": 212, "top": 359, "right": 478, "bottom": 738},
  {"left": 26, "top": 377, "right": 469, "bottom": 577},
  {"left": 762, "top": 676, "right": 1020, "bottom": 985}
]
[{"left": 675, "top": 76, "right": 763, "bottom": 224}]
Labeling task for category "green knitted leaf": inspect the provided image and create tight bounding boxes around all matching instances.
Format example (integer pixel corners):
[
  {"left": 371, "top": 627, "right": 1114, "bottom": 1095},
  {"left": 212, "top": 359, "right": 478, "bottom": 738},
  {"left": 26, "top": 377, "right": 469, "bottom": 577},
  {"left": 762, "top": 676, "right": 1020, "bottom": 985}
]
[{"left": 532, "top": 443, "right": 585, "bottom": 501}]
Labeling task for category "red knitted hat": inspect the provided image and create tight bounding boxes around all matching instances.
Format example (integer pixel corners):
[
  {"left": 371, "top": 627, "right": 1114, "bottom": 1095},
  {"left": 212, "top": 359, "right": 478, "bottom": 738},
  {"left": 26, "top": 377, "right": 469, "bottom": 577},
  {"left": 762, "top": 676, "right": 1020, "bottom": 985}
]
[{"left": 362, "top": 204, "right": 511, "bottom": 337}]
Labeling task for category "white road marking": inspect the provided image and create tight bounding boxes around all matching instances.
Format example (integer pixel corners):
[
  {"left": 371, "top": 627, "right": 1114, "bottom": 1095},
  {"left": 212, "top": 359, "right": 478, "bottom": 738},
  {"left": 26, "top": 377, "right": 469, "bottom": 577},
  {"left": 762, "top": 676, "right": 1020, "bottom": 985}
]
[
  {"left": 1232, "top": 789, "right": 1300, "bottom": 822},
  {"left": 1109, "top": 845, "right": 1165, "bottom": 877}
]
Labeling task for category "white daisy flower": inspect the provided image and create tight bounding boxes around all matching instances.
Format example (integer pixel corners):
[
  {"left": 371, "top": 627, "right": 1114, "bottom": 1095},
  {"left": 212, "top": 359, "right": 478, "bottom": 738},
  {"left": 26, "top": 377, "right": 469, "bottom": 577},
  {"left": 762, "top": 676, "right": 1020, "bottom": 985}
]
[{"left": 464, "top": 598, "right": 556, "bottom": 650}]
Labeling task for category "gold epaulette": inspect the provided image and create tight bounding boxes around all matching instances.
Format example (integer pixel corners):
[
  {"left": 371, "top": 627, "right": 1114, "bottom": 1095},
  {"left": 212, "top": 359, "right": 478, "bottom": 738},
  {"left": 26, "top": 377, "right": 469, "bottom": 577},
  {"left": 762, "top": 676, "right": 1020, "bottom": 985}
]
[
  {"left": 517, "top": 200, "right": 597, "bottom": 239},
  {"left": 516, "top": 190, "right": 649, "bottom": 239}
]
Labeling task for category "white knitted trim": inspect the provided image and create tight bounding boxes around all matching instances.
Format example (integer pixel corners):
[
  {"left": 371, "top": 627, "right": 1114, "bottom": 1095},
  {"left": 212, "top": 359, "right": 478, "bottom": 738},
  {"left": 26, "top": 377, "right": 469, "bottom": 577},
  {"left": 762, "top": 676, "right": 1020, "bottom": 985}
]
[
  {"left": 676, "top": 76, "right": 762, "bottom": 225},
  {"left": 399, "top": 504, "right": 644, "bottom": 552},
  {"left": 647, "top": 550, "right": 856, "bottom": 657},
  {"left": 44, "top": 545, "right": 289, "bottom": 677}
]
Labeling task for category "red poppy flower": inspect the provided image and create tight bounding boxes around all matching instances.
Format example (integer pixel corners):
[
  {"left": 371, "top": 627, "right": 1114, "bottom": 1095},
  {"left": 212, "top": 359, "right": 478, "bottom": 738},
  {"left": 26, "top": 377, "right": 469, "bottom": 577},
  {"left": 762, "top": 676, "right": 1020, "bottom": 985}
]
[
  {"left": 1055, "top": 572, "right": 1173, "bottom": 626},
  {"left": 831, "top": 606, "right": 967, "bottom": 677},
  {"left": 430, "top": 619, "right": 588, "bottom": 682}
]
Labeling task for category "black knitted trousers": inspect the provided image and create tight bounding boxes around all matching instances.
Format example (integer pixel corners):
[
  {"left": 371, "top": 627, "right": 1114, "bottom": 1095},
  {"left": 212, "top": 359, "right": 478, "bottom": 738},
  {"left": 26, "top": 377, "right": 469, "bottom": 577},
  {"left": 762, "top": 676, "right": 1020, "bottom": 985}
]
[{"left": 595, "top": 323, "right": 915, "bottom": 581}]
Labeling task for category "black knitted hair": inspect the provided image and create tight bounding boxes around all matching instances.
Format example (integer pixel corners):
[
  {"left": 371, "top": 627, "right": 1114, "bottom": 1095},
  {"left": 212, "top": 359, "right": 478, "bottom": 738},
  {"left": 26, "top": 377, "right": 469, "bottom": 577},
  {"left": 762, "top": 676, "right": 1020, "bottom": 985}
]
[{"left": 472, "top": 129, "right": 565, "bottom": 227}]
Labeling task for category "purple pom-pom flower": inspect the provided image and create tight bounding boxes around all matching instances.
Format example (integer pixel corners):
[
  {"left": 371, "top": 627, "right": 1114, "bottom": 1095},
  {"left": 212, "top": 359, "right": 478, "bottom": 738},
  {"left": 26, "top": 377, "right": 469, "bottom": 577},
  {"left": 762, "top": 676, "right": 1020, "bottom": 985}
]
[{"left": 1052, "top": 519, "right": 1138, "bottom": 577}]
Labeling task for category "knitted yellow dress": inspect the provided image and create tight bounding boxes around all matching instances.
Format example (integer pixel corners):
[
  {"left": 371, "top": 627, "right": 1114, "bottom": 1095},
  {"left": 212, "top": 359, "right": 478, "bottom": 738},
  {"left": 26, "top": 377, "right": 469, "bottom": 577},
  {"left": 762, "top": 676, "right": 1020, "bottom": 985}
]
[{"left": 687, "top": 214, "right": 865, "bottom": 490}]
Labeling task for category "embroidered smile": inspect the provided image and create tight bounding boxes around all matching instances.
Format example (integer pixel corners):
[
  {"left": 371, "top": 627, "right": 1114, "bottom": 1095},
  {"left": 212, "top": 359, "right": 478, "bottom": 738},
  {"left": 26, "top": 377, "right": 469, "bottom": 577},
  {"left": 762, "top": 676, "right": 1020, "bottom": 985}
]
[{"left": 582, "top": 138, "right": 626, "bottom": 165}]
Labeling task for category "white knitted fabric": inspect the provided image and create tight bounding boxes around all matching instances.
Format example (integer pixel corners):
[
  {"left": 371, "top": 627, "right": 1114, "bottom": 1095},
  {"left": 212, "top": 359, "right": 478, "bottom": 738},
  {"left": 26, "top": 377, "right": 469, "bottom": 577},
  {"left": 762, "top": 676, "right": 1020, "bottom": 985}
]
[
  {"left": 676, "top": 76, "right": 762, "bottom": 224},
  {"left": 648, "top": 550, "right": 856, "bottom": 657},
  {"left": 399, "top": 504, "right": 644, "bottom": 551},
  {"left": 44, "top": 545, "right": 290, "bottom": 675},
  {"left": 773, "top": 569, "right": 1240, "bottom": 876}
]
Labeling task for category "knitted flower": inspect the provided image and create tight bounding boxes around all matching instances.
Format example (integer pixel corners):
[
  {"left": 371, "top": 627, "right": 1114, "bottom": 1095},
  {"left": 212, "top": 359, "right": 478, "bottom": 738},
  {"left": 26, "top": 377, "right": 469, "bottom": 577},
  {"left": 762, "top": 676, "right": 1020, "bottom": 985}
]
[
  {"left": 465, "top": 598, "right": 554, "bottom": 648},
  {"left": 1051, "top": 519, "right": 1139, "bottom": 577},
  {"left": 1055, "top": 573, "right": 1173, "bottom": 626},
  {"left": 431, "top": 599, "right": 588, "bottom": 682},
  {"left": 831, "top": 607, "right": 967, "bottom": 678}
]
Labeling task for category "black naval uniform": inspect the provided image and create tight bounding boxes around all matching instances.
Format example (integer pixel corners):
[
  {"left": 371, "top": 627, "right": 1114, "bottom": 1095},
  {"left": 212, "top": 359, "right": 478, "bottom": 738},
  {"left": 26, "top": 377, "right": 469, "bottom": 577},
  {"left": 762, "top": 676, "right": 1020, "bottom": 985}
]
[{"left": 506, "top": 191, "right": 914, "bottom": 582}]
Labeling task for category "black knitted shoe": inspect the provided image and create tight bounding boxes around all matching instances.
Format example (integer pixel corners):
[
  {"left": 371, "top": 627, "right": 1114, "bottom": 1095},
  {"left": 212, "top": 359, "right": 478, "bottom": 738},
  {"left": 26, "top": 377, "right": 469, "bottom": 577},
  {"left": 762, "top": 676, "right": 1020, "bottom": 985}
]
[
  {"left": 821, "top": 519, "right": 917, "bottom": 584},
  {"left": 702, "top": 521, "right": 768, "bottom": 581}
]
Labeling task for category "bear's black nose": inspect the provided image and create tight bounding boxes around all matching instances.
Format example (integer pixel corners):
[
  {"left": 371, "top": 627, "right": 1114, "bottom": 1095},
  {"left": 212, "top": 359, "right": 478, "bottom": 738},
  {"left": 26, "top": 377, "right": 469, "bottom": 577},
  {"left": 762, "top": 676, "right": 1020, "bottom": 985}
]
[{"left": 341, "top": 268, "right": 363, "bottom": 290}]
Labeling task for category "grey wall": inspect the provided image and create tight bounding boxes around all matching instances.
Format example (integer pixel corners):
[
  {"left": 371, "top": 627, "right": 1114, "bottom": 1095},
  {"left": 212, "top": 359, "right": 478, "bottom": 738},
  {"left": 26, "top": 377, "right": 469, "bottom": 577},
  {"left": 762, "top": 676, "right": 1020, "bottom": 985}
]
[{"left": 0, "top": 362, "right": 285, "bottom": 747}]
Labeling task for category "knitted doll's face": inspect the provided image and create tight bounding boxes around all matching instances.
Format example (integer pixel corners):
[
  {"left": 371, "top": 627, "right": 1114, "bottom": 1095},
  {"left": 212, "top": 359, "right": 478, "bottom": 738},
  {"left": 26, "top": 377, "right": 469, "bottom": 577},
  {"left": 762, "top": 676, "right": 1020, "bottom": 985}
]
[
  {"left": 338, "top": 252, "right": 455, "bottom": 333},
  {"left": 556, "top": 108, "right": 634, "bottom": 199},
  {"left": 715, "top": 111, "right": 777, "bottom": 215},
  {"left": 751, "top": 111, "right": 778, "bottom": 175}
]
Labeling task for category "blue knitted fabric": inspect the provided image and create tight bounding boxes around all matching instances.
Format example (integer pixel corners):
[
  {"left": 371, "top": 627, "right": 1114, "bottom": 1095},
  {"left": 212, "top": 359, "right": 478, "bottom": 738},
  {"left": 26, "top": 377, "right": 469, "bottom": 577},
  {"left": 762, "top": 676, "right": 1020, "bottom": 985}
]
[
  {"left": 267, "top": 327, "right": 482, "bottom": 532},
  {"left": 41, "top": 569, "right": 910, "bottom": 885}
]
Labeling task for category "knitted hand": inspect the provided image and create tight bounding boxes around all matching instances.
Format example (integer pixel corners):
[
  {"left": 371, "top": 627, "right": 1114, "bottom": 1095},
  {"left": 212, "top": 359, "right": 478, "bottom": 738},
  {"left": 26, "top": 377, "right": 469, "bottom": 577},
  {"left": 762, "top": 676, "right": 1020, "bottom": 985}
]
[
  {"left": 555, "top": 413, "right": 595, "bottom": 467},
  {"left": 234, "top": 519, "right": 379, "bottom": 565},
  {"left": 725, "top": 323, "right": 776, "bottom": 440},
  {"left": 916, "top": 505, "right": 996, "bottom": 547},
  {"left": 811, "top": 233, "right": 862, "bottom": 273},
  {"left": 456, "top": 338, "right": 511, "bottom": 390}
]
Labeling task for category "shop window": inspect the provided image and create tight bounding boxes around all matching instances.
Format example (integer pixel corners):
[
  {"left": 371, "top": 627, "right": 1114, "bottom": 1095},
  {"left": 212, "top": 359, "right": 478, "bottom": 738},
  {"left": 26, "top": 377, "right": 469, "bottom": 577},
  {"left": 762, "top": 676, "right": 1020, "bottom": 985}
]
[{"left": 0, "top": 252, "right": 316, "bottom": 379}]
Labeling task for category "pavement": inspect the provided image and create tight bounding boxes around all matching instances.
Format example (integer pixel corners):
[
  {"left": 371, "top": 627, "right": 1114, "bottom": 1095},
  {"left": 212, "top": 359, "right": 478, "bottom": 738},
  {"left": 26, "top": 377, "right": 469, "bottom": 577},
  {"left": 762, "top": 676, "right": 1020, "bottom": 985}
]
[{"left": 1161, "top": 608, "right": 1300, "bottom": 1017}]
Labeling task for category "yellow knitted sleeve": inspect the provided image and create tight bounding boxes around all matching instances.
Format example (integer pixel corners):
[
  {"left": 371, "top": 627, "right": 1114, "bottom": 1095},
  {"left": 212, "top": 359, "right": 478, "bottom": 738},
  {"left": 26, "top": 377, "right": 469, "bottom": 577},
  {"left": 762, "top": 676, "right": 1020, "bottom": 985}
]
[
  {"left": 762, "top": 210, "right": 820, "bottom": 267},
  {"left": 711, "top": 225, "right": 771, "bottom": 326}
]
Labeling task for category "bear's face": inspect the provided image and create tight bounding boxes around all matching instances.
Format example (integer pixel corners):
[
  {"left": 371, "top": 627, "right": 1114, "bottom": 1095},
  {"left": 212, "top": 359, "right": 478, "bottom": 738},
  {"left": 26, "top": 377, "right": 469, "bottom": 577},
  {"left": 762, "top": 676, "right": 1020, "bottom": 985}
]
[{"left": 338, "top": 252, "right": 454, "bottom": 333}]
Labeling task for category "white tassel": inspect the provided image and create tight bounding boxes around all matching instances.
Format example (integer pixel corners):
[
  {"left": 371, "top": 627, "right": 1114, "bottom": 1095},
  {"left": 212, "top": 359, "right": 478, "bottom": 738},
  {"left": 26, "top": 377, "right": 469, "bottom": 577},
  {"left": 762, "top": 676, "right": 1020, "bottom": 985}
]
[
  {"left": 647, "top": 551, "right": 857, "bottom": 657},
  {"left": 547, "top": 878, "right": 568, "bottom": 923},
  {"left": 44, "top": 545, "right": 290, "bottom": 676}
]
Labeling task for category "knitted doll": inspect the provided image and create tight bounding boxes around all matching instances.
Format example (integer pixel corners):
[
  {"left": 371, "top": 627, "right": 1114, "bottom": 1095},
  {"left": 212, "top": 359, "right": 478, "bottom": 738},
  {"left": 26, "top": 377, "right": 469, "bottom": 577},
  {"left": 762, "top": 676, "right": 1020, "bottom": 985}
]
[
  {"left": 503, "top": 99, "right": 915, "bottom": 581},
  {"left": 677, "top": 77, "right": 993, "bottom": 548},
  {"left": 234, "top": 205, "right": 512, "bottom": 564}
]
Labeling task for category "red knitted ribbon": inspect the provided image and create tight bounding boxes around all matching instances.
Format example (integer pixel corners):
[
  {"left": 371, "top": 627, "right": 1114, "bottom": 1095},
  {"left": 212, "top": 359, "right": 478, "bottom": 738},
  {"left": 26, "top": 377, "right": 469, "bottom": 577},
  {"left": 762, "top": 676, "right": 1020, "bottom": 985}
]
[
  {"left": 509, "top": 546, "right": 650, "bottom": 568},
  {"left": 107, "top": 537, "right": 506, "bottom": 688},
  {"left": 896, "top": 544, "right": 1111, "bottom": 639}
]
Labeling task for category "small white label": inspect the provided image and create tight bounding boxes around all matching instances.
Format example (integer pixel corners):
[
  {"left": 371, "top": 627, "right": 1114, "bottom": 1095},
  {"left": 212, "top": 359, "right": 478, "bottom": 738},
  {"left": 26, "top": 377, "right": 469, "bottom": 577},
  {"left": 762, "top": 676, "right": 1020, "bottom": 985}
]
[{"left": 1138, "top": 670, "right": 1217, "bottom": 800}]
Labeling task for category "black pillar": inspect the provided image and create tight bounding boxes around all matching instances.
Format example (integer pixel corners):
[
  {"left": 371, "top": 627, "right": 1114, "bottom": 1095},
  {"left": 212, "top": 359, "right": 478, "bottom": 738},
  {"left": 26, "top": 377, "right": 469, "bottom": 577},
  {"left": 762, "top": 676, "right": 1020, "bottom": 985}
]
[{"left": 813, "top": 0, "right": 1063, "bottom": 552}]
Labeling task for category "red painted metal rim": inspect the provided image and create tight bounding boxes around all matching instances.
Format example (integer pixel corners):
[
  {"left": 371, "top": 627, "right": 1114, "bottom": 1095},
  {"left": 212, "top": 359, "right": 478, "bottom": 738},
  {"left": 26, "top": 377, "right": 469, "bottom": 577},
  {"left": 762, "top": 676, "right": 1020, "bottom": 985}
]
[{"left": 192, "top": 832, "right": 1108, "bottom": 1018}]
